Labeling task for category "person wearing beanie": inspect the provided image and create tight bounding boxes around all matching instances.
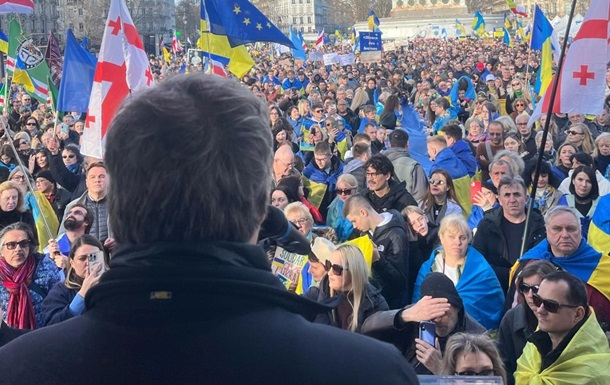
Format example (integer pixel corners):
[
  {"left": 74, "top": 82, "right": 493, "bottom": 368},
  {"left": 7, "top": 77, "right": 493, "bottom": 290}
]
[
  {"left": 362, "top": 271, "right": 486, "bottom": 375},
  {"left": 35, "top": 170, "right": 72, "bottom": 221}
]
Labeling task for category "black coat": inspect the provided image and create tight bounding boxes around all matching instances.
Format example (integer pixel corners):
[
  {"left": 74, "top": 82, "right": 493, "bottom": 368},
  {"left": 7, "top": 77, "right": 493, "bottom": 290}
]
[
  {"left": 361, "top": 179, "right": 417, "bottom": 214},
  {"left": 371, "top": 211, "right": 411, "bottom": 309},
  {"left": 472, "top": 207, "right": 546, "bottom": 292},
  {"left": 0, "top": 241, "right": 418, "bottom": 385},
  {"left": 305, "top": 275, "right": 389, "bottom": 333},
  {"left": 0, "top": 321, "right": 29, "bottom": 348},
  {"left": 361, "top": 306, "right": 486, "bottom": 374},
  {"left": 497, "top": 303, "right": 534, "bottom": 385}
]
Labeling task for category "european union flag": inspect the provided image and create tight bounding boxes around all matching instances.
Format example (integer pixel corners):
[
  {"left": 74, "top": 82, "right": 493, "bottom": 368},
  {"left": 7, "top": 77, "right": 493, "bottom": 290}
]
[
  {"left": 203, "top": 0, "right": 294, "bottom": 48},
  {"left": 57, "top": 29, "right": 97, "bottom": 113}
]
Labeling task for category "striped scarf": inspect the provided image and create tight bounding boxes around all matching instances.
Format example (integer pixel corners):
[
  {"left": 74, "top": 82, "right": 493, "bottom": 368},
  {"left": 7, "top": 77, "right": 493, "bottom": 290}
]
[{"left": 0, "top": 255, "right": 36, "bottom": 329}]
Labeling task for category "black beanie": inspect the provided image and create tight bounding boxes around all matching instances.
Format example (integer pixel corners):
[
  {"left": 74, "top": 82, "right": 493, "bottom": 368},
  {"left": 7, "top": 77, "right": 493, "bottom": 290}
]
[
  {"left": 420, "top": 272, "right": 463, "bottom": 310},
  {"left": 36, "top": 170, "right": 56, "bottom": 186}
]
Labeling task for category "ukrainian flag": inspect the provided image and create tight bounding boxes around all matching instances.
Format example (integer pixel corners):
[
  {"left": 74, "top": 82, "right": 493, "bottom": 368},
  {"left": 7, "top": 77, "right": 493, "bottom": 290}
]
[
  {"left": 26, "top": 192, "right": 59, "bottom": 254},
  {"left": 531, "top": 5, "right": 560, "bottom": 96},
  {"left": 503, "top": 27, "right": 513, "bottom": 48},
  {"left": 13, "top": 56, "right": 36, "bottom": 93},
  {"left": 456, "top": 19, "right": 467, "bottom": 36},
  {"left": 472, "top": 12, "right": 486, "bottom": 36},
  {"left": 589, "top": 195, "right": 610, "bottom": 255},
  {"left": 0, "top": 30, "right": 7, "bottom": 54},
  {"left": 367, "top": 10, "right": 380, "bottom": 31},
  {"left": 504, "top": 13, "right": 511, "bottom": 30}
]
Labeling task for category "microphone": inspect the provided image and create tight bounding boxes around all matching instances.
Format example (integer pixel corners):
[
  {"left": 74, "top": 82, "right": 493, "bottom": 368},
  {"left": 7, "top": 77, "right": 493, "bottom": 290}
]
[{"left": 258, "top": 205, "right": 311, "bottom": 255}]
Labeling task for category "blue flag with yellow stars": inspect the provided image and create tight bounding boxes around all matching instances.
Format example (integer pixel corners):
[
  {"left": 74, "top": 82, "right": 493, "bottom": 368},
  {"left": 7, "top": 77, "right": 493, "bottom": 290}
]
[{"left": 203, "top": 0, "right": 294, "bottom": 48}]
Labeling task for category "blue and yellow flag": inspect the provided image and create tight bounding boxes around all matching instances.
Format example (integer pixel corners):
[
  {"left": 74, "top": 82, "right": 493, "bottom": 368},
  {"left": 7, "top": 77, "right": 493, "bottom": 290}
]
[
  {"left": 203, "top": 0, "right": 294, "bottom": 48},
  {"left": 589, "top": 195, "right": 610, "bottom": 255},
  {"left": 472, "top": 11, "right": 486, "bottom": 36},
  {"left": 502, "top": 27, "right": 513, "bottom": 47},
  {"left": 504, "top": 12, "right": 511, "bottom": 29},
  {"left": 350, "top": 27, "right": 356, "bottom": 44},
  {"left": 0, "top": 30, "right": 8, "bottom": 54},
  {"left": 198, "top": 0, "right": 255, "bottom": 78},
  {"left": 455, "top": 19, "right": 467, "bottom": 36},
  {"left": 367, "top": 10, "right": 380, "bottom": 31},
  {"left": 13, "top": 56, "right": 36, "bottom": 93},
  {"left": 531, "top": 5, "right": 560, "bottom": 96}
]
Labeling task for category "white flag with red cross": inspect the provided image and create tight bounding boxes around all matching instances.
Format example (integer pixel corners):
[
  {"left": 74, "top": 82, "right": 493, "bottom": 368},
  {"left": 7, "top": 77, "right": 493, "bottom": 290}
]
[
  {"left": 529, "top": 0, "right": 610, "bottom": 126},
  {"left": 81, "top": 0, "right": 155, "bottom": 159}
]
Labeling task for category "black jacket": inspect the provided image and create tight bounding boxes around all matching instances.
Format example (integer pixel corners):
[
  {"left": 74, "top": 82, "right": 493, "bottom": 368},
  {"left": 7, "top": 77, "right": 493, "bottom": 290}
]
[
  {"left": 362, "top": 306, "right": 486, "bottom": 374},
  {"left": 0, "top": 321, "right": 29, "bottom": 348},
  {"left": 472, "top": 207, "right": 546, "bottom": 292},
  {"left": 305, "top": 275, "right": 389, "bottom": 333},
  {"left": 371, "top": 211, "right": 411, "bottom": 309},
  {"left": 361, "top": 179, "right": 417, "bottom": 214},
  {"left": 0, "top": 241, "right": 418, "bottom": 385},
  {"left": 497, "top": 303, "right": 534, "bottom": 385}
]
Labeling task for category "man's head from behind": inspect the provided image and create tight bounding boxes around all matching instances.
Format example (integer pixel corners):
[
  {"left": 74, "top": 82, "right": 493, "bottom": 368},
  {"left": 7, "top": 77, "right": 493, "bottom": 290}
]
[
  {"left": 535, "top": 271, "right": 587, "bottom": 339},
  {"left": 105, "top": 74, "right": 272, "bottom": 244},
  {"left": 427, "top": 135, "right": 447, "bottom": 162},
  {"left": 343, "top": 195, "right": 376, "bottom": 233},
  {"left": 419, "top": 272, "right": 462, "bottom": 337},
  {"left": 389, "top": 129, "right": 409, "bottom": 149}
]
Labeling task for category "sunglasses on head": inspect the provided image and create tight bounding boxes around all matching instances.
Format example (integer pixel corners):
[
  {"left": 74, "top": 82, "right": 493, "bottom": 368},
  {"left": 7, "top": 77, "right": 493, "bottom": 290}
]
[
  {"left": 518, "top": 283, "right": 539, "bottom": 295},
  {"left": 324, "top": 260, "right": 347, "bottom": 276},
  {"left": 532, "top": 293, "right": 580, "bottom": 313}
]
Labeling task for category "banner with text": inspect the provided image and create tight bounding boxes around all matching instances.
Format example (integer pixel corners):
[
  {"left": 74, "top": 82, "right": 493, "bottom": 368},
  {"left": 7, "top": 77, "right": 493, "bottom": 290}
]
[{"left": 359, "top": 31, "right": 382, "bottom": 52}]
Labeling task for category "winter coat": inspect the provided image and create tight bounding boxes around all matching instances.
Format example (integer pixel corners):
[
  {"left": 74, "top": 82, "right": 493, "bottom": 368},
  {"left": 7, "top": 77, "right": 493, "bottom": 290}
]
[{"left": 360, "top": 179, "right": 417, "bottom": 214}]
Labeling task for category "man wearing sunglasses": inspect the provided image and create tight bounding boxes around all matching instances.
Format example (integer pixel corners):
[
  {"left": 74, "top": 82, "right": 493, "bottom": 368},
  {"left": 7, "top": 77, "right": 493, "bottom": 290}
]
[
  {"left": 516, "top": 271, "right": 610, "bottom": 384},
  {"left": 515, "top": 206, "right": 610, "bottom": 334}
]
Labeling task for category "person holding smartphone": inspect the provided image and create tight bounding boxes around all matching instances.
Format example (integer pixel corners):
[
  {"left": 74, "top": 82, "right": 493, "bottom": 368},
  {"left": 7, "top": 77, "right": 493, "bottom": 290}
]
[{"left": 41, "top": 235, "right": 106, "bottom": 326}]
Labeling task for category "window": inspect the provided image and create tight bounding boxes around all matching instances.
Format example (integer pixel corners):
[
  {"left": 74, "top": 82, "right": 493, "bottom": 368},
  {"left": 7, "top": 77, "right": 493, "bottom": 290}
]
[
  {"left": 307, "top": 26, "right": 312, "bottom": 32},
  {"left": 78, "top": 8, "right": 83, "bottom": 15},
  {"left": 78, "top": 23, "right": 84, "bottom": 32},
  {"left": 293, "top": 17, "right": 297, "bottom": 24},
  {"left": 300, "top": 16, "right": 303, "bottom": 24},
  {"left": 308, "top": 16, "right": 311, "bottom": 23},
  {"left": 292, "top": 0, "right": 295, "bottom": 3}
]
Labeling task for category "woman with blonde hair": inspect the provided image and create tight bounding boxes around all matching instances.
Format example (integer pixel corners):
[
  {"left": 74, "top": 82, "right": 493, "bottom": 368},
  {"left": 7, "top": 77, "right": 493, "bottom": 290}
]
[
  {"left": 326, "top": 174, "right": 358, "bottom": 242},
  {"left": 297, "top": 99, "right": 311, "bottom": 119},
  {"left": 307, "top": 244, "right": 388, "bottom": 333},
  {"left": 565, "top": 122, "right": 595, "bottom": 155},
  {"left": 442, "top": 333, "right": 507, "bottom": 383},
  {"left": 350, "top": 88, "right": 370, "bottom": 115}
]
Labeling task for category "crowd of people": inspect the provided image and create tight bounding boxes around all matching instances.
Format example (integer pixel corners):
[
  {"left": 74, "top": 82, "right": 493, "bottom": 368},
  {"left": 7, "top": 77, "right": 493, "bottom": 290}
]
[{"left": 0, "top": 35, "right": 610, "bottom": 383}]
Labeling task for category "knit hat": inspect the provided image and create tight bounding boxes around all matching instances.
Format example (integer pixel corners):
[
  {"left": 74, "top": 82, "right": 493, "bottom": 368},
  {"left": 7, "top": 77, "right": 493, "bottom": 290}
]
[
  {"left": 36, "top": 170, "right": 56, "bottom": 186},
  {"left": 481, "top": 180, "right": 497, "bottom": 195},
  {"left": 310, "top": 237, "right": 335, "bottom": 265},
  {"left": 14, "top": 131, "right": 31, "bottom": 144},
  {"left": 420, "top": 272, "right": 463, "bottom": 310}
]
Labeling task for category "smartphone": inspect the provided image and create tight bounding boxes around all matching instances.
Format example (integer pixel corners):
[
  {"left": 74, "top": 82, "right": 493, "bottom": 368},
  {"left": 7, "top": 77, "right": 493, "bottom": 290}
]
[
  {"left": 419, "top": 321, "right": 436, "bottom": 346},
  {"left": 470, "top": 181, "right": 482, "bottom": 204},
  {"left": 88, "top": 251, "right": 107, "bottom": 275}
]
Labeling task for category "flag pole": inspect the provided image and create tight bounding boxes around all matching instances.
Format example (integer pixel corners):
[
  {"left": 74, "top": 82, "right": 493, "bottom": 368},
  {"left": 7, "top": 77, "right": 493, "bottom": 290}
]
[{"left": 519, "top": 0, "right": 578, "bottom": 257}]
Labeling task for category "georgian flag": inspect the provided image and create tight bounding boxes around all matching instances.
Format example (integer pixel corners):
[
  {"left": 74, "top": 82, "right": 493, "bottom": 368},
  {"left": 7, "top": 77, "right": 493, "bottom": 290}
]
[{"left": 81, "top": 0, "right": 155, "bottom": 159}]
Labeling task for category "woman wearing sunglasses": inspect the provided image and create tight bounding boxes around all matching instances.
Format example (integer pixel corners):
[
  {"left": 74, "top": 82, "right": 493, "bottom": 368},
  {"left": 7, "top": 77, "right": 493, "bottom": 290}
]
[
  {"left": 62, "top": 144, "right": 84, "bottom": 176},
  {"left": 0, "top": 222, "right": 61, "bottom": 329},
  {"left": 309, "top": 244, "right": 388, "bottom": 333},
  {"left": 497, "top": 260, "right": 556, "bottom": 385},
  {"left": 441, "top": 333, "right": 506, "bottom": 383},
  {"left": 326, "top": 174, "right": 358, "bottom": 242},
  {"left": 421, "top": 170, "right": 464, "bottom": 227}
]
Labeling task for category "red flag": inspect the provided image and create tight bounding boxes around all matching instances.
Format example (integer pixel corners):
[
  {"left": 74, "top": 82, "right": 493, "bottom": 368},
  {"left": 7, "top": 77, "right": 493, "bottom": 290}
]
[
  {"left": 316, "top": 29, "right": 324, "bottom": 51},
  {"left": 172, "top": 34, "right": 183, "bottom": 53},
  {"left": 81, "top": 0, "right": 155, "bottom": 159},
  {"left": 528, "top": 0, "right": 610, "bottom": 127},
  {"left": 0, "top": 0, "right": 34, "bottom": 14}
]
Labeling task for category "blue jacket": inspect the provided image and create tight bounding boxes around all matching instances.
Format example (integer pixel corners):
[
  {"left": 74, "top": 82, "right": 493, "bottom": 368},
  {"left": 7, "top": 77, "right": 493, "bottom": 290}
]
[
  {"left": 358, "top": 117, "right": 377, "bottom": 133},
  {"left": 412, "top": 246, "right": 505, "bottom": 330},
  {"left": 430, "top": 147, "right": 469, "bottom": 180},
  {"left": 41, "top": 282, "right": 83, "bottom": 326},
  {"left": 282, "top": 78, "right": 303, "bottom": 91},
  {"left": 326, "top": 196, "right": 354, "bottom": 242},
  {"left": 450, "top": 140, "right": 478, "bottom": 177}
]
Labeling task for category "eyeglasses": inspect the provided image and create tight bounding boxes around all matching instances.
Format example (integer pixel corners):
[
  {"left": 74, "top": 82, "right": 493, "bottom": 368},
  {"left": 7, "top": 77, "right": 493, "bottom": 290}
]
[
  {"left": 314, "top": 155, "right": 330, "bottom": 162},
  {"left": 455, "top": 369, "right": 495, "bottom": 376},
  {"left": 336, "top": 188, "right": 353, "bottom": 195},
  {"left": 313, "top": 109, "right": 323, "bottom": 113},
  {"left": 324, "top": 260, "right": 347, "bottom": 276},
  {"left": 290, "top": 218, "right": 309, "bottom": 227},
  {"left": 26, "top": 122, "right": 37, "bottom": 126},
  {"left": 11, "top": 175, "right": 25, "bottom": 181},
  {"left": 518, "top": 283, "right": 539, "bottom": 295},
  {"left": 276, "top": 159, "right": 294, "bottom": 168},
  {"left": 365, "top": 172, "right": 383, "bottom": 178},
  {"left": 63, "top": 154, "right": 76, "bottom": 159},
  {"left": 566, "top": 130, "right": 583, "bottom": 136},
  {"left": 488, "top": 132, "right": 503, "bottom": 137},
  {"left": 3, "top": 239, "right": 30, "bottom": 250},
  {"left": 515, "top": 103, "right": 525, "bottom": 107},
  {"left": 429, "top": 179, "right": 446, "bottom": 186},
  {"left": 22, "top": 98, "right": 31, "bottom": 101},
  {"left": 532, "top": 293, "right": 580, "bottom": 313}
]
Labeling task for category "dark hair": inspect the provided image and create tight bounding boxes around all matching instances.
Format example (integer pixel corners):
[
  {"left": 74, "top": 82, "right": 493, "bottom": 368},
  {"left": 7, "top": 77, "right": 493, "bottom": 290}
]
[
  {"left": 569, "top": 165, "right": 599, "bottom": 200},
  {"left": 522, "top": 161, "right": 560, "bottom": 188},
  {"left": 569, "top": 152, "right": 594, "bottom": 168},
  {"left": 389, "top": 129, "right": 409, "bottom": 148},
  {"left": 434, "top": 97, "right": 450, "bottom": 110},
  {"left": 543, "top": 271, "right": 589, "bottom": 309},
  {"left": 277, "top": 175, "right": 302, "bottom": 200},
  {"left": 516, "top": 260, "right": 558, "bottom": 330},
  {"left": 70, "top": 203, "right": 95, "bottom": 233},
  {"left": 270, "top": 185, "right": 298, "bottom": 205},
  {"left": 0, "top": 144, "right": 16, "bottom": 162},
  {"left": 379, "top": 94, "right": 400, "bottom": 122},
  {"left": 105, "top": 74, "right": 272, "bottom": 244},
  {"left": 64, "top": 235, "right": 105, "bottom": 290},
  {"left": 314, "top": 141, "right": 331, "bottom": 155},
  {"left": 440, "top": 124, "right": 463, "bottom": 141},
  {"left": 364, "top": 154, "right": 394, "bottom": 177},
  {"left": 352, "top": 143, "right": 370, "bottom": 159},
  {"left": 63, "top": 144, "right": 85, "bottom": 166},
  {"left": 422, "top": 169, "right": 463, "bottom": 213}
]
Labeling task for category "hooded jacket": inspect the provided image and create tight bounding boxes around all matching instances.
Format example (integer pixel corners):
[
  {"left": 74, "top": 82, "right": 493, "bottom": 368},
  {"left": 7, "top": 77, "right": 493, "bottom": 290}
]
[
  {"left": 385, "top": 148, "right": 428, "bottom": 203},
  {"left": 0, "top": 241, "right": 418, "bottom": 384},
  {"left": 450, "top": 140, "right": 478, "bottom": 178},
  {"left": 370, "top": 211, "right": 411, "bottom": 308}
]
